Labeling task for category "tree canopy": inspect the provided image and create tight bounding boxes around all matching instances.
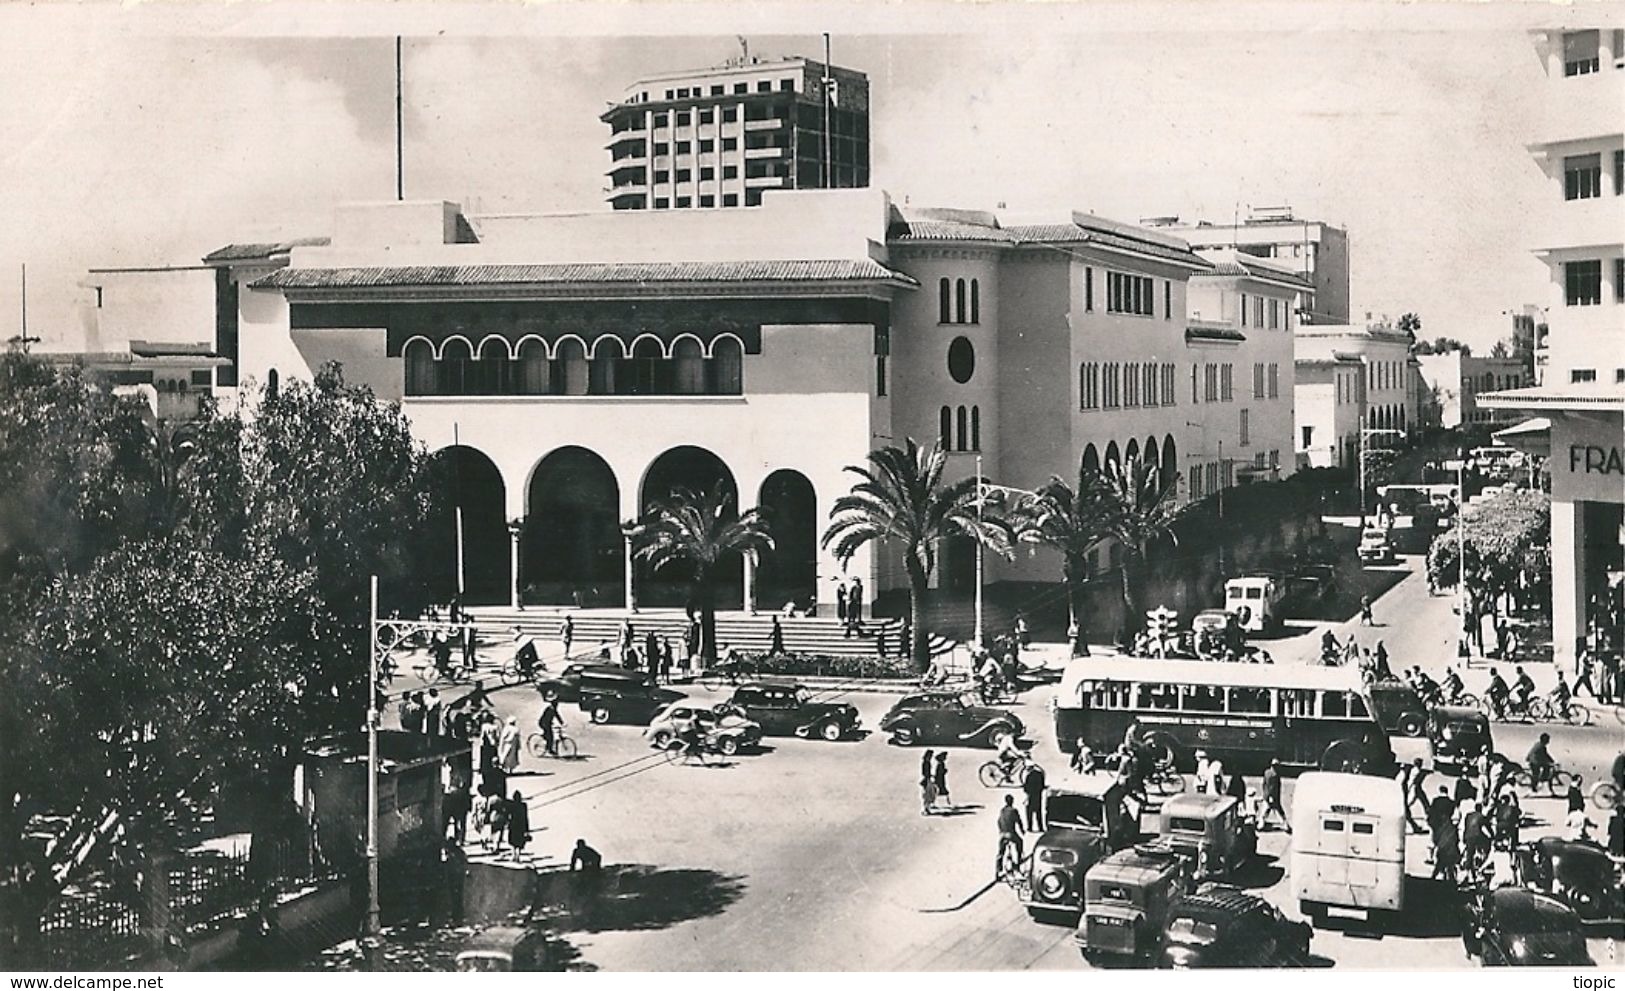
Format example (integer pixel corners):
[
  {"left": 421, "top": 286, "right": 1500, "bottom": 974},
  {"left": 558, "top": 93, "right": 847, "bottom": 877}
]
[{"left": 1426, "top": 489, "right": 1549, "bottom": 604}]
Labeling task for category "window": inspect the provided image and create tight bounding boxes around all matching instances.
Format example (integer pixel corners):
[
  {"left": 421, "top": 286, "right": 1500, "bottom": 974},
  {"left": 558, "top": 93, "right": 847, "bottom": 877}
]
[
  {"left": 722, "top": 193, "right": 738, "bottom": 207},
  {"left": 1253, "top": 362, "right": 1265, "bottom": 399},
  {"left": 710, "top": 85, "right": 723, "bottom": 96},
  {"left": 969, "top": 280, "right": 980, "bottom": 324},
  {"left": 948, "top": 337, "right": 976, "bottom": 383},
  {"left": 722, "top": 164, "right": 738, "bottom": 179},
  {"left": 653, "top": 142, "right": 670, "bottom": 156},
  {"left": 1106, "top": 272, "right": 1155, "bottom": 315},
  {"left": 1191, "top": 364, "right": 1199, "bottom": 403},
  {"left": 1269, "top": 299, "right": 1280, "bottom": 329},
  {"left": 699, "top": 195, "right": 714, "bottom": 207},
  {"left": 653, "top": 197, "right": 669, "bottom": 209},
  {"left": 1268, "top": 363, "right": 1279, "bottom": 399},
  {"left": 757, "top": 80, "right": 772, "bottom": 92},
  {"left": 1163, "top": 363, "right": 1176, "bottom": 406},
  {"left": 876, "top": 354, "right": 887, "bottom": 396},
  {"left": 1565, "top": 154, "right": 1602, "bottom": 200},
  {"left": 733, "top": 83, "right": 747, "bottom": 94},
  {"left": 1615, "top": 150, "right": 1624, "bottom": 196},
  {"left": 700, "top": 167, "right": 714, "bottom": 181},
  {"left": 939, "top": 278, "right": 951, "bottom": 323},
  {"left": 699, "top": 109, "right": 714, "bottom": 125},
  {"left": 1164, "top": 280, "right": 1171, "bottom": 320},
  {"left": 954, "top": 279, "right": 967, "bottom": 323},
  {"left": 1572, "top": 368, "right": 1598, "bottom": 383},
  {"left": 1144, "top": 363, "right": 1157, "bottom": 406},
  {"left": 675, "top": 111, "right": 691, "bottom": 126},
  {"left": 956, "top": 405, "right": 969, "bottom": 450},
  {"left": 1254, "top": 297, "right": 1264, "bottom": 327},
  {"left": 940, "top": 406, "right": 953, "bottom": 448},
  {"left": 675, "top": 141, "right": 692, "bottom": 154},
  {"left": 675, "top": 168, "right": 691, "bottom": 182},
  {"left": 1566, "top": 259, "right": 1603, "bottom": 305},
  {"left": 699, "top": 139, "right": 714, "bottom": 153},
  {"left": 1221, "top": 364, "right": 1234, "bottom": 401},
  {"left": 779, "top": 78, "right": 794, "bottom": 91},
  {"left": 1301, "top": 425, "right": 1313, "bottom": 449},
  {"left": 653, "top": 112, "right": 669, "bottom": 127},
  {"left": 709, "top": 336, "right": 743, "bottom": 394},
  {"left": 971, "top": 406, "right": 981, "bottom": 450},
  {"left": 1239, "top": 293, "right": 1248, "bottom": 327},
  {"left": 1084, "top": 267, "right": 1094, "bottom": 312},
  {"left": 1204, "top": 363, "right": 1217, "bottom": 402},
  {"left": 1563, "top": 30, "right": 1600, "bottom": 76},
  {"left": 1239, "top": 408, "right": 1250, "bottom": 447},
  {"left": 722, "top": 107, "right": 739, "bottom": 122},
  {"left": 1615, "top": 258, "right": 1624, "bottom": 301}
]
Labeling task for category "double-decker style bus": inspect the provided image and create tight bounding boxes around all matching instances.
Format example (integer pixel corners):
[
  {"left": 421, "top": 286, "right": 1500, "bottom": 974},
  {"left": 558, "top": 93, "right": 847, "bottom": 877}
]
[{"left": 1053, "top": 657, "right": 1395, "bottom": 775}]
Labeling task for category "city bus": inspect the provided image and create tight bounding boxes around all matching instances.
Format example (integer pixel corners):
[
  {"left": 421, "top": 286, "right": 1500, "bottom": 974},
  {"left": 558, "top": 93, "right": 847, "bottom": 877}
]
[{"left": 1053, "top": 657, "right": 1395, "bottom": 775}]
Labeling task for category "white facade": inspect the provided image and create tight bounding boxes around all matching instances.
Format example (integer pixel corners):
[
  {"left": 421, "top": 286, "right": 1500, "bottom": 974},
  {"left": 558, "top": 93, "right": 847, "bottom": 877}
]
[
  {"left": 1295, "top": 324, "right": 1419, "bottom": 435},
  {"left": 1147, "top": 207, "right": 1349, "bottom": 324},
  {"left": 1293, "top": 356, "right": 1366, "bottom": 470},
  {"left": 1416, "top": 352, "right": 1534, "bottom": 428}
]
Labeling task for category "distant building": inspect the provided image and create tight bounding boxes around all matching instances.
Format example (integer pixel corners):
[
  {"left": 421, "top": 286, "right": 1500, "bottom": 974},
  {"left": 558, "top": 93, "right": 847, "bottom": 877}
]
[
  {"left": 1507, "top": 304, "right": 1548, "bottom": 384},
  {"left": 1146, "top": 206, "right": 1350, "bottom": 324},
  {"left": 1295, "top": 323, "right": 1419, "bottom": 435},
  {"left": 603, "top": 55, "right": 870, "bottom": 211},
  {"left": 1416, "top": 351, "right": 1534, "bottom": 429},
  {"left": 1292, "top": 352, "right": 1365, "bottom": 470}
]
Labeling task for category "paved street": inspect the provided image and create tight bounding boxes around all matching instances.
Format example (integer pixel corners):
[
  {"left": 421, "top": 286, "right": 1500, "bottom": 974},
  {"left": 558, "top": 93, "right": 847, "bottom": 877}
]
[{"left": 417, "top": 555, "right": 1623, "bottom": 971}]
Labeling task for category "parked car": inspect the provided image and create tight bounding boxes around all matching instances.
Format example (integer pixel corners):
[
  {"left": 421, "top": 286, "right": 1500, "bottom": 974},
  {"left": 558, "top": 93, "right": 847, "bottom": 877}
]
[
  {"left": 1358, "top": 526, "right": 1395, "bottom": 565},
  {"left": 1077, "top": 845, "right": 1192, "bottom": 961},
  {"left": 879, "top": 691, "right": 1024, "bottom": 748},
  {"left": 724, "top": 681, "right": 860, "bottom": 741},
  {"left": 534, "top": 663, "right": 655, "bottom": 704},
  {"left": 644, "top": 701, "right": 764, "bottom": 756},
  {"left": 1023, "top": 773, "right": 1136, "bottom": 921},
  {"left": 454, "top": 926, "right": 550, "bottom": 972},
  {"left": 578, "top": 684, "right": 684, "bottom": 725},
  {"left": 1463, "top": 886, "right": 1592, "bottom": 966},
  {"left": 1513, "top": 837, "right": 1625, "bottom": 925},
  {"left": 1150, "top": 793, "right": 1256, "bottom": 880},
  {"left": 1158, "top": 884, "right": 1312, "bottom": 968},
  {"left": 1428, "top": 706, "right": 1492, "bottom": 776}
]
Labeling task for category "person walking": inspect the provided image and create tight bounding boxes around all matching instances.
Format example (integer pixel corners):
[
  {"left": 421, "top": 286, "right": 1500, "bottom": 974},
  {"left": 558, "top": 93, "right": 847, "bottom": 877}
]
[
  {"left": 933, "top": 752, "right": 951, "bottom": 812},
  {"left": 1373, "top": 641, "right": 1392, "bottom": 681},
  {"left": 1359, "top": 594, "right": 1375, "bottom": 627},
  {"left": 995, "top": 794, "right": 1025, "bottom": 878},
  {"left": 461, "top": 620, "right": 477, "bottom": 670},
  {"left": 1400, "top": 758, "right": 1429, "bottom": 834},
  {"left": 1574, "top": 646, "right": 1598, "bottom": 699},
  {"left": 1022, "top": 762, "right": 1047, "bottom": 831},
  {"left": 659, "top": 636, "right": 674, "bottom": 683},
  {"left": 1494, "top": 791, "right": 1521, "bottom": 851},
  {"left": 1202, "top": 757, "right": 1224, "bottom": 797},
  {"left": 400, "top": 692, "right": 424, "bottom": 734},
  {"left": 424, "top": 689, "right": 443, "bottom": 739},
  {"left": 487, "top": 783, "right": 509, "bottom": 855},
  {"left": 506, "top": 791, "right": 530, "bottom": 862},
  {"left": 646, "top": 637, "right": 661, "bottom": 685},
  {"left": 849, "top": 577, "right": 864, "bottom": 625},
  {"left": 1261, "top": 759, "right": 1290, "bottom": 833},
  {"left": 920, "top": 749, "right": 937, "bottom": 816},
  {"left": 560, "top": 615, "right": 574, "bottom": 660},
  {"left": 835, "top": 578, "right": 849, "bottom": 626},
  {"left": 1427, "top": 785, "right": 1456, "bottom": 863},
  {"left": 1460, "top": 799, "right": 1489, "bottom": 874},
  {"left": 498, "top": 716, "right": 521, "bottom": 775},
  {"left": 770, "top": 615, "right": 785, "bottom": 656},
  {"left": 1431, "top": 813, "right": 1460, "bottom": 883},
  {"left": 1566, "top": 775, "right": 1586, "bottom": 815},
  {"left": 1225, "top": 766, "right": 1247, "bottom": 804}
]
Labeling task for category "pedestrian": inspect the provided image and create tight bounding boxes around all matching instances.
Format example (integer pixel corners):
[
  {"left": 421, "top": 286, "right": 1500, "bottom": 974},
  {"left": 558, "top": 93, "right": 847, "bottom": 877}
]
[
  {"left": 1453, "top": 771, "right": 1478, "bottom": 805},
  {"left": 995, "top": 794, "right": 1025, "bottom": 878},
  {"left": 560, "top": 615, "right": 574, "bottom": 660},
  {"left": 424, "top": 688, "right": 443, "bottom": 738},
  {"left": 570, "top": 838, "right": 603, "bottom": 875},
  {"left": 835, "top": 578, "right": 848, "bottom": 625},
  {"left": 1225, "top": 766, "right": 1247, "bottom": 804},
  {"left": 1014, "top": 612, "right": 1030, "bottom": 648},
  {"left": 1608, "top": 806, "right": 1625, "bottom": 859},
  {"left": 1202, "top": 758, "right": 1225, "bottom": 798},
  {"left": 900, "top": 616, "right": 913, "bottom": 661},
  {"left": 646, "top": 637, "right": 660, "bottom": 685},
  {"left": 933, "top": 752, "right": 951, "bottom": 812},
  {"left": 1261, "top": 759, "right": 1290, "bottom": 833},
  {"left": 1359, "top": 594, "right": 1374, "bottom": 626},
  {"left": 1426, "top": 785, "right": 1456, "bottom": 861},
  {"left": 1430, "top": 815, "right": 1460, "bottom": 883},
  {"left": 1193, "top": 750, "right": 1211, "bottom": 794},
  {"left": 1602, "top": 650, "right": 1621, "bottom": 705},
  {"left": 1399, "top": 758, "right": 1429, "bottom": 834},
  {"left": 1373, "top": 641, "right": 1392, "bottom": 681},
  {"left": 1565, "top": 806, "right": 1594, "bottom": 842},
  {"left": 498, "top": 716, "right": 521, "bottom": 774},
  {"left": 876, "top": 622, "right": 889, "bottom": 659},
  {"left": 488, "top": 785, "right": 510, "bottom": 854},
  {"left": 1494, "top": 792, "right": 1520, "bottom": 851},
  {"left": 849, "top": 576, "right": 864, "bottom": 625},
  {"left": 1460, "top": 799, "right": 1489, "bottom": 873},
  {"left": 1566, "top": 775, "right": 1585, "bottom": 815},
  {"left": 462, "top": 621, "right": 477, "bottom": 670},
  {"left": 479, "top": 717, "right": 499, "bottom": 773},
  {"left": 1022, "top": 761, "right": 1046, "bottom": 831},
  {"left": 770, "top": 615, "right": 785, "bottom": 656},
  {"left": 1575, "top": 645, "right": 1598, "bottom": 699},
  {"left": 440, "top": 816, "right": 466, "bottom": 924},
  {"left": 618, "top": 618, "right": 634, "bottom": 667},
  {"left": 659, "top": 636, "right": 674, "bottom": 682},
  {"left": 920, "top": 749, "right": 937, "bottom": 816},
  {"left": 400, "top": 692, "right": 424, "bottom": 734},
  {"left": 506, "top": 791, "right": 530, "bottom": 862}
]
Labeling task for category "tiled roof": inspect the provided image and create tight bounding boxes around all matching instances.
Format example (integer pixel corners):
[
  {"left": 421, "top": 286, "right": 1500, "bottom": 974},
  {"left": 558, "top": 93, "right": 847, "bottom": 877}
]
[
  {"left": 1185, "top": 323, "right": 1246, "bottom": 343},
  {"left": 202, "top": 237, "right": 330, "bottom": 264},
  {"left": 888, "top": 220, "right": 1017, "bottom": 243},
  {"left": 1197, "top": 257, "right": 1314, "bottom": 289},
  {"left": 253, "top": 259, "right": 918, "bottom": 291},
  {"left": 128, "top": 340, "right": 218, "bottom": 358},
  {"left": 1004, "top": 223, "right": 1211, "bottom": 267}
]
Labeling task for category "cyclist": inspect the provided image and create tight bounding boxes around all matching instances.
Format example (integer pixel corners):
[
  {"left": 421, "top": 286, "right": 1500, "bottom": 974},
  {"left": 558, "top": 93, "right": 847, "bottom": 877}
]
[
  {"left": 1486, "top": 670, "right": 1511, "bottom": 718},
  {"left": 678, "top": 720, "right": 708, "bottom": 765},
  {"left": 995, "top": 794, "right": 1025, "bottom": 879},
  {"left": 536, "top": 699, "right": 563, "bottom": 757},
  {"left": 1443, "top": 667, "right": 1466, "bottom": 704},
  {"left": 513, "top": 626, "right": 540, "bottom": 680},
  {"left": 1548, "top": 672, "right": 1573, "bottom": 720},
  {"left": 431, "top": 630, "right": 457, "bottom": 678},
  {"left": 1320, "top": 629, "right": 1341, "bottom": 666},
  {"left": 1512, "top": 665, "right": 1536, "bottom": 717},
  {"left": 993, "top": 732, "right": 1027, "bottom": 781},
  {"left": 1525, "top": 732, "right": 1556, "bottom": 791}
]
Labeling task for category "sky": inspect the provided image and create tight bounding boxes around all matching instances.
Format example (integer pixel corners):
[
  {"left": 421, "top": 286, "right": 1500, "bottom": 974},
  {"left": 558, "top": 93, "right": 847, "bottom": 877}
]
[{"left": 0, "top": 1, "right": 1610, "bottom": 351}]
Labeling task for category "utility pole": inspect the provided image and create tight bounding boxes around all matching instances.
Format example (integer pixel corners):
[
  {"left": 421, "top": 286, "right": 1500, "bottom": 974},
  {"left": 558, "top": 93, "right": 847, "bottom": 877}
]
[
  {"left": 10, "top": 264, "right": 40, "bottom": 352},
  {"left": 1457, "top": 454, "right": 1469, "bottom": 664},
  {"left": 974, "top": 453, "right": 985, "bottom": 650},
  {"left": 395, "top": 37, "right": 404, "bottom": 202}
]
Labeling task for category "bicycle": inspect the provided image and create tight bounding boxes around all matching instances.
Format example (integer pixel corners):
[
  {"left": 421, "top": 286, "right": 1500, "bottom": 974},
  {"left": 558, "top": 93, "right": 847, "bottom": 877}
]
[
  {"left": 525, "top": 728, "right": 578, "bottom": 760},
  {"left": 664, "top": 737, "right": 712, "bottom": 767},
  {"left": 412, "top": 659, "right": 470, "bottom": 687},
  {"left": 1512, "top": 761, "right": 1574, "bottom": 797},
  {"left": 1590, "top": 779, "right": 1621, "bottom": 811},
  {"left": 498, "top": 654, "right": 539, "bottom": 688},
  {"left": 1528, "top": 697, "right": 1591, "bottom": 726},
  {"left": 997, "top": 841, "right": 1029, "bottom": 894},
  {"left": 700, "top": 660, "right": 758, "bottom": 692},
  {"left": 978, "top": 755, "right": 1034, "bottom": 789}
]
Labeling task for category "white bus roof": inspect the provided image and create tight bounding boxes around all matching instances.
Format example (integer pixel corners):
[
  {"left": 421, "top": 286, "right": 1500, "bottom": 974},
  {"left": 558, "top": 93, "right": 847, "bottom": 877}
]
[
  {"left": 1059, "top": 656, "right": 1367, "bottom": 701},
  {"left": 1291, "top": 771, "right": 1405, "bottom": 814}
]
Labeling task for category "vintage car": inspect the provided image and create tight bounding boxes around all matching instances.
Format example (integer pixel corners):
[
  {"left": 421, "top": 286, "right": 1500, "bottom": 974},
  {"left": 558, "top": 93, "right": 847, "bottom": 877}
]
[
  {"left": 1368, "top": 680, "right": 1428, "bottom": 738},
  {"left": 1023, "top": 773, "right": 1136, "bottom": 922},
  {"left": 723, "top": 682, "right": 860, "bottom": 741},
  {"left": 643, "top": 702, "right": 764, "bottom": 756},
  {"left": 1358, "top": 526, "right": 1395, "bottom": 565},
  {"left": 1428, "top": 705, "right": 1492, "bottom": 776},
  {"left": 1158, "top": 884, "right": 1312, "bottom": 969},
  {"left": 878, "top": 691, "right": 1024, "bottom": 748},
  {"left": 1150, "top": 793, "right": 1256, "bottom": 880},
  {"left": 577, "top": 684, "right": 684, "bottom": 725},
  {"left": 534, "top": 663, "right": 656, "bottom": 704},
  {"left": 1463, "top": 887, "right": 1593, "bottom": 966},
  {"left": 1512, "top": 837, "right": 1625, "bottom": 924},
  {"left": 453, "top": 926, "right": 550, "bottom": 972},
  {"left": 1076, "top": 845, "right": 1192, "bottom": 961}
]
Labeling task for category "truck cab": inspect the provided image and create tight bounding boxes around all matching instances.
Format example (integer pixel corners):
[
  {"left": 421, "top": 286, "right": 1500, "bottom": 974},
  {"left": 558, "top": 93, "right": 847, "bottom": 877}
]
[
  {"left": 1023, "top": 772, "right": 1133, "bottom": 921},
  {"left": 1077, "top": 845, "right": 1192, "bottom": 961},
  {"left": 1223, "top": 577, "right": 1282, "bottom": 633},
  {"left": 1151, "top": 793, "right": 1256, "bottom": 880}
]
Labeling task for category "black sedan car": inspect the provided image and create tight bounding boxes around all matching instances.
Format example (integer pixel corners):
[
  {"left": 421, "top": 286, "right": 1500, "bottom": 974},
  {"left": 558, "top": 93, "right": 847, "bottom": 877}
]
[
  {"left": 534, "top": 663, "right": 655, "bottom": 704},
  {"left": 878, "top": 691, "right": 1024, "bottom": 748},
  {"left": 1158, "top": 884, "right": 1312, "bottom": 968},
  {"left": 1464, "top": 887, "right": 1592, "bottom": 966},
  {"left": 723, "top": 682, "right": 861, "bottom": 741},
  {"left": 1428, "top": 706, "right": 1492, "bottom": 776},
  {"left": 1513, "top": 837, "right": 1625, "bottom": 925}
]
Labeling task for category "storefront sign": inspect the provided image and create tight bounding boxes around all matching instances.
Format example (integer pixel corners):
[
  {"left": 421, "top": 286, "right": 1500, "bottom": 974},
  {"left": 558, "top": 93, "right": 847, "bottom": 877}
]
[{"left": 1552, "top": 414, "right": 1625, "bottom": 504}]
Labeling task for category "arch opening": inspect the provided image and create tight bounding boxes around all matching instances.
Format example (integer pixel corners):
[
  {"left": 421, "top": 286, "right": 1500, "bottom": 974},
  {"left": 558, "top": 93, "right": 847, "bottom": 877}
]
[{"left": 523, "top": 446, "right": 623, "bottom": 606}]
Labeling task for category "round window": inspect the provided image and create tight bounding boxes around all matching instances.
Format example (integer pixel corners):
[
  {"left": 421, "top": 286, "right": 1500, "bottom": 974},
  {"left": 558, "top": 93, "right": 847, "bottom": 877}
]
[{"left": 947, "top": 337, "right": 975, "bottom": 384}]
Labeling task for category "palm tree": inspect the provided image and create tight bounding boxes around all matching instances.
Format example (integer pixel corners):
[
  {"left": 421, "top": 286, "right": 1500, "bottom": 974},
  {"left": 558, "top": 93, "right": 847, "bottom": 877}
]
[
  {"left": 1098, "top": 454, "right": 1185, "bottom": 646},
  {"left": 630, "top": 483, "right": 773, "bottom": 668},
  {"left": 1010, "top": 463, "right": 1119, "bottom": 657},
  {"left": 822, "top": 439, "right": 1012, "bottom": 672}
]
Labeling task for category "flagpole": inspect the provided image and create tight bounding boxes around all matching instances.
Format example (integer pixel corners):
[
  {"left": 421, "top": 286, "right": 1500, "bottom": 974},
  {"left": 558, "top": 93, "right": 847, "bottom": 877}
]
[
  {"left": 822, "top": 33, "right": 833, "bottom": 189},
  {"left": 453, "top": 423, "right": 465, "bottom": 598},
  {"left": 974, "top": 453, "right": 984, "bottom": 649},
  {"left": 395, "top": 36, "right": 404, "bottom": 201}
]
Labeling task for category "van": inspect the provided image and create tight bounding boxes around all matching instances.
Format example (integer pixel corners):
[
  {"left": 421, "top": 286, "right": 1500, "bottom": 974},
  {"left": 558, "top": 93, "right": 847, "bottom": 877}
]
[
  {"left": 1222, "top": 577, "right": 1282, "bottom": 633},
  {"left": 1357, "top": 527, "right": 1394, "bottom": 565},
  {"left": 1290, "top": 772, "right": 1406, "bottom": 926}
]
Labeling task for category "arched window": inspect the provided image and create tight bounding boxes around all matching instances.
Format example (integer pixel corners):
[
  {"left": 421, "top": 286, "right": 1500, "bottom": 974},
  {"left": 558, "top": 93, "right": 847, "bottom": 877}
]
[
  {"left": 631, "top": 337, "right": 665, "bottom": 395},
  {"left": 1079, "top": 362, "right": 1088, "bottom": 410},
  {"left": 404, "top": 339, "right": 435, "bottom": 395},
  {"left": 672, "top": 338, "right": 705, "bottom": 394},
  {"left": 709, "top": 336, "right": 744, "bottom": 394},
  {"left": 516, "top": 338, "right": 550, "bottom": 394},
  {"left": 970, "top": 279, "right": 980, "bottom": 324},
  {"left": 440, "top": 338, "right": 472, "bottom": 395},
  {"left": 956, "top": 405, "right": 969, "bottom": 451},
  {"left": 476, "top": 337, "right": 511, "bottom": 395},
  {"left": 970, "top": 405, "right": 981, "bottom": 451},
  {"left": 939, "top": 278, "right": 951, "bottom": 323},
  {"left": 266, "top": 367, "right": 280, "bottom": 400},
  {"left": 940, "top": 406, "right": 953, "bottom": 449},
  {"left": 955, "top": 278, "right": 967, "bottom": 324},
  {"left": 1126, "top": 438, "right": 1140, "bottom": 464},
  {"left": 1081, "top": 444, "right": 1100, "bottom": 474},
  {"left": 589, "top": 337, "right": 624, "bottom": 395},
  {"left": 553, "top": 338, "right": 589, "bottom": 396},
  {"left": 1105, "top": 440, "right": 1121, "bottom": 470}
]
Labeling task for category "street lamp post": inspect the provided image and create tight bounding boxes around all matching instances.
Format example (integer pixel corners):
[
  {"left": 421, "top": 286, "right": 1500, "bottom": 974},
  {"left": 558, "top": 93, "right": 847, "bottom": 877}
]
[
  {"left": 364, "top": 576, "right": 381, "bottom": 966},
  {"left": 973, "top": 453, "right": 985, "bottom": 650}
]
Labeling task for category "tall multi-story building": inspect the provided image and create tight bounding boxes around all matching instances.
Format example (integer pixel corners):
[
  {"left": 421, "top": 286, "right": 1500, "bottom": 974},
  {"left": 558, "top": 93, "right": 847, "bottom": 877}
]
[
  {"left": 1483, "top": 27, "right": 1625, "bottom": 671},
  {"left": 1147, "top": 207, "right": 1350, "bottom": 324},
  {"left": 1292, "top": 352, "right": 1366, "bottom": 471},
  {"left": 602, "top": 55, "right": 870, "bottom": 211}
]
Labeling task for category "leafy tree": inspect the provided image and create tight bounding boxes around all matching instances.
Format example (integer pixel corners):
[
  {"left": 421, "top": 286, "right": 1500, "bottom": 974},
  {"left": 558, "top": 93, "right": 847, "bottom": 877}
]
[
  {"left": 1396, "top": 312, "right": 1422, "bottom": 342},
  {"left": 1413, "top": 335, "right": 1471, "bottom": 357},
  {"left": 1426, "top": 488, "right": 1549, "bottom": 636},
  {"left": 1097, "top": 454, "right": 1184, "bottom": 643},
  {"left": 822, "top": 439, "right": 1012, "bottom": 671},
  {"left": 1010, "top": 462, "right": 1118, "bottom": 656},
  {"left": 631, "top": 483, "right": 773, "bottom": 667},
  {"left": 1489, "top": 339, "right": 1510, "bottom": 359}
]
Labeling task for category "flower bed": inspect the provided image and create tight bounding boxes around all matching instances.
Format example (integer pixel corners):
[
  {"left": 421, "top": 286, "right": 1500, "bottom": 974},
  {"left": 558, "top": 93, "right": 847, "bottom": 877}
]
[{"left": 739, "top": 651, "right": 913, "bottom": 681}]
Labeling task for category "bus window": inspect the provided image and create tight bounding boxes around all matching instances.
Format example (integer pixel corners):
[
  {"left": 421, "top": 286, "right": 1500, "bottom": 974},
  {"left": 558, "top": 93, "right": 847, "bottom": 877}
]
[
  {"left": 1229, "top": 687, "right": 1272, "bottom": 714},
  {"left": 1183, "top": 685, "right": 1224, "bottom": 713},
  {"left": 1281, "top": 689, "right": 1313, "bottom": 717},
  {"left": 1321, "top": 692, "right": 1349, "bottom": 718},
  {"left": 1246, "top": 587, "right": 1262, "bottom": 599},
  {"left": 1349, "top": 695, "right": 1369, "bottom": 718}
]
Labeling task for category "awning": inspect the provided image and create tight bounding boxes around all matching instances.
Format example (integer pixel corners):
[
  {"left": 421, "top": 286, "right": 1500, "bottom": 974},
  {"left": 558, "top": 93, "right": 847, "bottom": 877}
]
[{"left": 1492, "top": 416, "right": 1550, "bottom": 458}]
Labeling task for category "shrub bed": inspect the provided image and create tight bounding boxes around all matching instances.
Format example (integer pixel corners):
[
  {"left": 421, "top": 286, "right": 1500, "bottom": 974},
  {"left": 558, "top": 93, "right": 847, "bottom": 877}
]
[{"left": 739, "top": 651, "right": 913, "bottom": 681}]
